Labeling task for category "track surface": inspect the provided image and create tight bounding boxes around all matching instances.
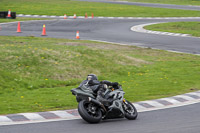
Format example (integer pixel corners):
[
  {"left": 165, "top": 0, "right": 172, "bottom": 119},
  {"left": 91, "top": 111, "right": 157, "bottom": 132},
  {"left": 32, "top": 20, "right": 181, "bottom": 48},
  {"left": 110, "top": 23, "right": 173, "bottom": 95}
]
[
  {"left": 1, "top": 103, "right": 200, "bottom": 133},
  {"left": 1, "top": 18, "right": 200, "bottom": 54},
  {"left": 79, "top": 0, "right": 200, "bottom": 11}
]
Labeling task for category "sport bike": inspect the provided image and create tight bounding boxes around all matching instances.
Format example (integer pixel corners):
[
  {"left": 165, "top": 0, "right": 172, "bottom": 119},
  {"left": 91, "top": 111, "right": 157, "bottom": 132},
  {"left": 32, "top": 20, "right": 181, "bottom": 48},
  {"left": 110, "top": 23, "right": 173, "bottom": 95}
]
[{"left": 71, "top": 83, "right": 138, "bottom": 123}]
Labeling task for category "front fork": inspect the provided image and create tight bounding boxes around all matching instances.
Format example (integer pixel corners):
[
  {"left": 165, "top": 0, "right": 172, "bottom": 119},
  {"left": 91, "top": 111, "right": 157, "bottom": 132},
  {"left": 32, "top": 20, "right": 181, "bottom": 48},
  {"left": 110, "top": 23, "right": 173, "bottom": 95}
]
[
  {"left": 123, "top": 98, "right": 128, "bottom": 104},
  {"left": 123, "top": 98, "right": 132, "bottom": 110}
]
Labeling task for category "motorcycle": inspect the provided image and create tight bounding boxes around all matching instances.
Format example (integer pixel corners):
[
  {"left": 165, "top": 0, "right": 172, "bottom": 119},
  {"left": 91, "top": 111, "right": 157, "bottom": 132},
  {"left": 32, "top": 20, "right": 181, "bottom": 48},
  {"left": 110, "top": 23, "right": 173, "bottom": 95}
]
[{"left": 71, "top": 82, "right": 138, "bottom": 123}]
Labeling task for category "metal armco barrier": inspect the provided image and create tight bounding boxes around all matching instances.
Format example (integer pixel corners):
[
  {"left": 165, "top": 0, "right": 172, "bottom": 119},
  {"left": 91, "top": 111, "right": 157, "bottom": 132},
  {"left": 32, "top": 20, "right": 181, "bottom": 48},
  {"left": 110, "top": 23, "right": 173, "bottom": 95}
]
[{"left": 0, "top": 11, "right": 16, "bottom": 19}]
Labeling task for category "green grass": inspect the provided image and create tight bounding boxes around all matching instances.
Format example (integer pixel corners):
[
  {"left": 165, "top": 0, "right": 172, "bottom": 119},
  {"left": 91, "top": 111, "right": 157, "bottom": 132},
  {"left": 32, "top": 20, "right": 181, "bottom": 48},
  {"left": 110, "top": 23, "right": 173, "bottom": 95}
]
[
  {"left": 0, "top": 17, "right": 50, "bottom": 23},
  {"left": 1, "top": 0, "right": 200, "bottom": 17},
  {"left": 124, "top": 0, "right": 200, "bottom": 6},
  {"left": 0, "top": 36, "right": 199, "bottom": 115},
  {"left": 144, "top": 21, "right": 200, "bottom": 37}
]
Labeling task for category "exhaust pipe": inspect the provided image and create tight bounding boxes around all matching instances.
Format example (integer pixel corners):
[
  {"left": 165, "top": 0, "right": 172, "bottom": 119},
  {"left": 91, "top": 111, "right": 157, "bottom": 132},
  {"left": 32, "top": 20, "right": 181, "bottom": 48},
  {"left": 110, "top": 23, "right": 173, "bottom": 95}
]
[
  {"left": 88, "top": 97, "right": 102, "bottom": 106},
  {"left": 88, "top": 97, "right": 107, "bottom": 112}
]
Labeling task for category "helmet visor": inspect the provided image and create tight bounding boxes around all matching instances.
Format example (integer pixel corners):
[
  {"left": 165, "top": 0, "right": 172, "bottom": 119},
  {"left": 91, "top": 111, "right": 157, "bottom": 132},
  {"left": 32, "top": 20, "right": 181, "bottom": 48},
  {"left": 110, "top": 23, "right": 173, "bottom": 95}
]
[{"left": 87, "top": 76, "right": 92, "bottom": 80}]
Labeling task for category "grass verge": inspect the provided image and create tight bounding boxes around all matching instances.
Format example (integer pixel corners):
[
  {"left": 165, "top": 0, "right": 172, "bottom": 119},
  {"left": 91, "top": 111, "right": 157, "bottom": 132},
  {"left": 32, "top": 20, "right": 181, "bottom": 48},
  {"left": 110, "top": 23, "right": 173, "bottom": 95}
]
[
  {"left": 121, "top": 0, "right": 200, "bottom": 6},
  {"left": 144, "top": 21, "right": 200, "bottom": 37},
  {"left": 0, "top": 17, "right": 50, "bottom": 23},
  {"left": 0, "top": 0, "right": 200, "bottom": 17},
  {"left": 0, "top": 36, "right": 199, "bottom": 115}
]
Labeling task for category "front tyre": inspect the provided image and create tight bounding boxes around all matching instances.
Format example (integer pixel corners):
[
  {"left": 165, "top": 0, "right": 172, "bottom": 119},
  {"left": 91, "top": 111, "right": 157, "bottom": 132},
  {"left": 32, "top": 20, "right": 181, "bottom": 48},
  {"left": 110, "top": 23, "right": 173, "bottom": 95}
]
[
  {"left": 123, "top": 100, "right": 138, "bottom": 120},
  {"left": 78, "top": 100, "right": 102, "bottom": 123}
]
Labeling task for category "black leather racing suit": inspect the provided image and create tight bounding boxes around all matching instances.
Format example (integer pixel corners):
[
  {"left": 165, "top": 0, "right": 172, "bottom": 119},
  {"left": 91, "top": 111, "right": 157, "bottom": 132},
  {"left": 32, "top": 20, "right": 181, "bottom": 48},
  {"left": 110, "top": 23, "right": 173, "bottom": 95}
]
[{"left": 88, "top": 80, "right": 118, "bottom": 106}]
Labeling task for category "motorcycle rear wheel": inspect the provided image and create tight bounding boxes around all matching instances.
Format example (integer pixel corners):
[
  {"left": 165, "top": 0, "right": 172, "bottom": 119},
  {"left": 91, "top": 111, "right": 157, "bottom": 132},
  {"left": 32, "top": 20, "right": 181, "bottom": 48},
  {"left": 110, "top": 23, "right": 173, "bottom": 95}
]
[
  {"left": 78, "top": 100, "right": 102, "bottom": 123},
  {"left": 123, "top": 100, "right": 138, "bottom": 120}
]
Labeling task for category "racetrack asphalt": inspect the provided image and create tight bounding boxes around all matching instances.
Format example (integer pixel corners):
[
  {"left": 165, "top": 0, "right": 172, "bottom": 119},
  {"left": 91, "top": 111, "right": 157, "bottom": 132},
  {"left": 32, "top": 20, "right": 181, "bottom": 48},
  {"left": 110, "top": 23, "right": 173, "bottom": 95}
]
[
  {"left": 1, "top": 102, "right": 200, "bottom": 133},
  {"left": 1, "top": 17, "right": 200, "bottom": 54},
  {"left": 78, "top": 0, "right": 200, "bottom": 11}
]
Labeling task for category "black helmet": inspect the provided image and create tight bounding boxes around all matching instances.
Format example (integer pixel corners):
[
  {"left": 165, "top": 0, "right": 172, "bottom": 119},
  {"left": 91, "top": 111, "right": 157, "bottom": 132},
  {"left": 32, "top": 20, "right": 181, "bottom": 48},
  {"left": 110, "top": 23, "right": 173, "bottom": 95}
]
[{"left": 87, "top": 74, "right": 98, "bottom": 80}]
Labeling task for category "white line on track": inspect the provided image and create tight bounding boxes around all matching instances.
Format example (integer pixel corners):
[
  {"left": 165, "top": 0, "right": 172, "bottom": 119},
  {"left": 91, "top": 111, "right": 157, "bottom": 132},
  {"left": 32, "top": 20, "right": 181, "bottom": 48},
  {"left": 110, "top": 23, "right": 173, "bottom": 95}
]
[
  {"left": 19, "top": 113, "right": 45, "bottom": 121},
  {"left": 90, "top": 39, "right": 200, "bottom": 56},
  {"left": 130, "top": 22, "right": 200, "bottom": 39},
  {"left": 15, "top": 14, "right": 200, "bottom": 20}
]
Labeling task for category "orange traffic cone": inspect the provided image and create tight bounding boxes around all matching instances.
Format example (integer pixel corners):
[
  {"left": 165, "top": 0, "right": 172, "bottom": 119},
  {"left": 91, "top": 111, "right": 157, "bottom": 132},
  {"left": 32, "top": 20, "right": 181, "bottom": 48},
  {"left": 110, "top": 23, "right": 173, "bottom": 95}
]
[
  {"left": 17, "top": 22, "right": 21, "bottom": 33},
  {"left": 7, "top": 9, "right": 12, "bottom": 18},
  {"left": 92, "top": 13, "right": 94, "bottom": 19},
  {"left": 41, "top": 24, "right": 46, "bottom": 36},
  {"left": 73, "top": 13, "right": 77, "bottom": 19},
  {"left": 85, "top": 13, "right": 88, "bottom": 19},
  {"left": 64, "top": 14, "right": 67, "bottom": 19},
  {"left": 76, "top": 31, "right": 80, "bottom": 39}
]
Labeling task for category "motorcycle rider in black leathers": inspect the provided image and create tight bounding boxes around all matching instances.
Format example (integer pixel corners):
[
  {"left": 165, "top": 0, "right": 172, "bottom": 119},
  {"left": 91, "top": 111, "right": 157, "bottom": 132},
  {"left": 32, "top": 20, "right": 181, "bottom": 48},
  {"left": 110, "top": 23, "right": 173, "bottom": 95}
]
[{"left": 79, "top": 74, "right": 118, "bottom": 106}]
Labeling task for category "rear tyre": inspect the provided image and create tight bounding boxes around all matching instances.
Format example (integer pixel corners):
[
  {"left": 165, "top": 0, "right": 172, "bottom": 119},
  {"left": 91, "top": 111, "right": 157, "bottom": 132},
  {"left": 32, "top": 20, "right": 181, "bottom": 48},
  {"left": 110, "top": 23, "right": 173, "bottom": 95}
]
[
  {"left": 123, "top": 100, "right": 138, "bottom": 120},
  {"left": 78, "top": 100, "right": 102, "bottom": 123}
]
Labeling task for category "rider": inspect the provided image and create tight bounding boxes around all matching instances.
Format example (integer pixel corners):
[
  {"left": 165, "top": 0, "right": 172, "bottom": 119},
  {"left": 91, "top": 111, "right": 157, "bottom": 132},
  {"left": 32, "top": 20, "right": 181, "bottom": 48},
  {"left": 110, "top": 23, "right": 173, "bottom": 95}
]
[{"left": 82, "top": 74, "right": 118, "bottom": 105}]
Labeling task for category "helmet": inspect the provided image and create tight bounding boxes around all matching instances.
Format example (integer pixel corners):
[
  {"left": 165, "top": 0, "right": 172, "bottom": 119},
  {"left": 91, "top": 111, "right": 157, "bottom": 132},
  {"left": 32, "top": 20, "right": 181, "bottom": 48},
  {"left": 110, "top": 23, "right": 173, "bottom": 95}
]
[{"left": 87, "top": 74, "right": 98, "bottom": 80}]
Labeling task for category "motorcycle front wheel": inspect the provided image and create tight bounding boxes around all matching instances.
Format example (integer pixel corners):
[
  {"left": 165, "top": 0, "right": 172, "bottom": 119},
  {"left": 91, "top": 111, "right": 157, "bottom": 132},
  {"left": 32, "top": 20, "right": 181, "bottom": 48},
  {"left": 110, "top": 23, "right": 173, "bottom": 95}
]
[
  {"left": 123, "top": 100, "right": 138, "bottom": 120},
  {"left": 78, "top": 100, "right": 102, "bottom": 123}
]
